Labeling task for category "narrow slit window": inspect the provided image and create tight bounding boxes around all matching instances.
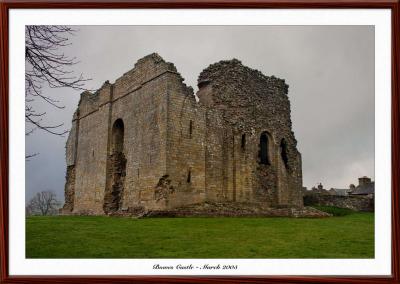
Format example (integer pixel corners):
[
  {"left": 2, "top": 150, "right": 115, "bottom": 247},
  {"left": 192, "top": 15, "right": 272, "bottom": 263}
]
[
  {"left": 187, "top": 169, "right": 191, "bottom": 183},
  {"left": 189, "top": 120, "right": 193, "bottom": 138},
  {"left": 280, "top": 139, "right": 289, "bottom": 168},
  {"left": 259, "top": 132, "right": 270, "bottom": 165},
  {"left": 241, "top": 134, "right": 246, "bottom": 150}
]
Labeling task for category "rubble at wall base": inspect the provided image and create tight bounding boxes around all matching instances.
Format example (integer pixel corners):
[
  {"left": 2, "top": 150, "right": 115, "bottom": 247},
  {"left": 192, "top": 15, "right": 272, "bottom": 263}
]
[{"left": 110, "top": 202, "right": 331, "bottom": 218}]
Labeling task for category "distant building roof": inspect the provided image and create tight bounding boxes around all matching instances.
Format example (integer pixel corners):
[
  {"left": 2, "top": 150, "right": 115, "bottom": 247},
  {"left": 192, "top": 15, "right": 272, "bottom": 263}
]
[
  {"left": 330, "top": 188, "right": 350, "bottom": 196},
  {"left": 350, "top": 182, "right": 375, "bottom": 195}
]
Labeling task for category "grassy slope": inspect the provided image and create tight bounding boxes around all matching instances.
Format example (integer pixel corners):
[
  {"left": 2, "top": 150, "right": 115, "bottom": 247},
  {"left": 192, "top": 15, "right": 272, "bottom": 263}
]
[{"left": 26, "top": 212, "right": 374, "bottom": 258}]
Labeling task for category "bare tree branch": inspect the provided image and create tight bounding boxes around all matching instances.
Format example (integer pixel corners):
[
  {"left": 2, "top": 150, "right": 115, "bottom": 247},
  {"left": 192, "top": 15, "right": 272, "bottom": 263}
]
[
  {"left": 25, "top": 153, "right": 39, "bottom": 161},
  {"left": 25, "top": 25, "right": 91, "bottom": 159}
]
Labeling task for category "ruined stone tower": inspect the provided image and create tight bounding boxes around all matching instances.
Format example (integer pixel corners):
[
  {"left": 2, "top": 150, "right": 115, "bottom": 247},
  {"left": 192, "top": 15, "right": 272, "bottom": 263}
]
[{"left": 62, "top": 53, "right": 303, "bottom": 215}]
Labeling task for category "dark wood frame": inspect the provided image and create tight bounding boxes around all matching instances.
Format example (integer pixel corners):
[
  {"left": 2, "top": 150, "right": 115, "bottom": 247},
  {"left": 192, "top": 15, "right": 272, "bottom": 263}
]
[{"left": 0, "top": 1, "right": 399, "bottom": 283}]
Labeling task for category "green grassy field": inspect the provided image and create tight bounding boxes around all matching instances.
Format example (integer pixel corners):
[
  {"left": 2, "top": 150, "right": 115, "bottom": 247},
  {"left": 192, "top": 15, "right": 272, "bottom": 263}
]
[{"left": 26, "top": 208, "right": 374, "bottom": 258}]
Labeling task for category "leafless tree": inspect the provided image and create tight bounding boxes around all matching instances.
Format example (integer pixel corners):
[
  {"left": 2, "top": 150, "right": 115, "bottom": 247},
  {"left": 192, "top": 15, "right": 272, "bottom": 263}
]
[
  {"left": 25, "top": 26, "right": 90, "bottom": 158},
  {"left": 26, "top": 190, "right": 61, "bottom": 216}
]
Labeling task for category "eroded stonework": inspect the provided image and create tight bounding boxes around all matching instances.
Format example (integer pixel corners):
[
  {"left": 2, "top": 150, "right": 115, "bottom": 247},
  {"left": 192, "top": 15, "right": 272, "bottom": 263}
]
[{"left": 61, "top": 53, "right": 304, "bottom": 216}]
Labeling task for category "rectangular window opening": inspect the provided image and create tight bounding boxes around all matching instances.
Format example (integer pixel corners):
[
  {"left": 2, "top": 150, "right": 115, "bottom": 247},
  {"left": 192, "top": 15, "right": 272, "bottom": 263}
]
[{"left": 189, "top": 120, "right": 193, "bottom": 138}]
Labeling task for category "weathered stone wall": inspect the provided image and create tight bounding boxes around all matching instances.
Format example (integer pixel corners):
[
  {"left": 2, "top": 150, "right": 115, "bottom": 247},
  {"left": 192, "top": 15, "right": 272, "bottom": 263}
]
[
  {"left": 197, "top": 59, "right": 303, "bottom": 207},
  {"left": 67, "top": 54, "right": 173, "bottom": 214},
  {"left": 103, "top": 152, "right": 127, "bottom": 213},
  {"left": 61, "top": 165, "right": 75, "bottom": 213},
  {"left": 63, "top": 53, "right": 304, "bottom": 215},
  {"left": 164, "top": 71, "right": 207, "bottom": 209},
  {"left": 107, "top": 54, "right": 185, "bottom": 211},
  {"left": 303, "top": 194, "right": 374, "bottom": 212},
  {"left": 62, "top": 117, "right": 78, "bottom": 212},
  {"left": 71, "top": 90, "right": 110, "bottom": 214}
]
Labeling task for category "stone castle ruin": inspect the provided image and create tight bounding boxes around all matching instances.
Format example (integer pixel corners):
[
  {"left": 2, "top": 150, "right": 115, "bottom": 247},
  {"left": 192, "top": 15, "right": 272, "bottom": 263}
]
[{"left": 62, "top": 53, "right": 321, "bottom": 217}]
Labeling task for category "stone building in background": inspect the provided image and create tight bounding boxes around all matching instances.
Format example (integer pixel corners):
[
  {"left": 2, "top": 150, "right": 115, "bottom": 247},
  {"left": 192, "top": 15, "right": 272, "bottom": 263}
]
[
  {"left": 62, "top": 53, "right": 304, "bottom": 216},
  {"left": 303, "top": 176, "right": 374, "bottom": 212}
]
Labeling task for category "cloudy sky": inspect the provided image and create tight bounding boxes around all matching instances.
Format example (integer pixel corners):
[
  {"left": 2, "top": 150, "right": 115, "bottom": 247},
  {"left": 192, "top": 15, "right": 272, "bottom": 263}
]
[{"left": 25, "top": 25, "right": 374, "bottom": 202}]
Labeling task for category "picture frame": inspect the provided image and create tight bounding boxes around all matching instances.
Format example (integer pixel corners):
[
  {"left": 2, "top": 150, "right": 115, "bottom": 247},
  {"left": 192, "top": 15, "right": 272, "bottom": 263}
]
[{"left": 0, "top": 1, "right": 399, "bottom": 283}]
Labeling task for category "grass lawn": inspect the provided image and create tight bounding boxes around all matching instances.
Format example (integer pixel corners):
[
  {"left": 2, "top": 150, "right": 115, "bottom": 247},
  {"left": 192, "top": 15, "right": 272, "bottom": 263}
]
[{"left": 26, "top": 209, "right": 374, "bottom": 258}]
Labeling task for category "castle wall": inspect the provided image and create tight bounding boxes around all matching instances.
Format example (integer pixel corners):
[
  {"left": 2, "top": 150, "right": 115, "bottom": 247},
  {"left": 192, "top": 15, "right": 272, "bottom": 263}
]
[
  {"left": 110, "top": 72, "right": 169, "bottom": 211},
  {"left": 197, "top": 60, "right": 303, "bottom": 207},
  {"left": 73, "top": 99, "right": 110, "bottom": 214},
  {"left": 202, "top": 110, "right": 228, "bottom": 202},
  {"left": 164, "top": 72, "right": 207, "bottom": 209},
  {"left": 62, "top": 116, "right": 78, "bottom": 213},
  {"left": 63, "top": 53, "right": 303, "bottom": 215},
  {"left": 68, "top": 54, "right": 176, "bottom": 214}
]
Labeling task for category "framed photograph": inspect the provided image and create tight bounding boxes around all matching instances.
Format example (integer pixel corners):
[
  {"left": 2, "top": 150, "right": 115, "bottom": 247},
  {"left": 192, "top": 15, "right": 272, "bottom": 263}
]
[{"left": 0, "top": 1, "right": 399, "bottom": 283}]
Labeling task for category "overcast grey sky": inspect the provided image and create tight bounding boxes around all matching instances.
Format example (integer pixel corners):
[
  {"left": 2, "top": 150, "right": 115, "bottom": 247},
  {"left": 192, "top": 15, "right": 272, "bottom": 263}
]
[{"left": 25, "top": 25, "right": 374, "bottom": 203}]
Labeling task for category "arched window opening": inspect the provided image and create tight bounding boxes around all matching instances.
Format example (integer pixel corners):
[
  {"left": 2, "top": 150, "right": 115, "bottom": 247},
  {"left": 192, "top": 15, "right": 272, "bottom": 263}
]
[
  {"left": 259, "top": 132, "right": 270, "bottom": 165},
  {"left": 104, "top": 118, "right": 126, "bottom": 214},
  {"left": 112, "top": 119, "right": 124, "bottom": 153},
  {"left": 187, "top": 169, "right": 192, "bottom": 183},
  {"left": 241, "top": 134, "right": 246, "bottom": 150},
  {"left": 280, "top": 138, "right": 289, "bottom": 169},
  {"left": 189, "top": 120, "right": 193, "bottom": 138}
]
